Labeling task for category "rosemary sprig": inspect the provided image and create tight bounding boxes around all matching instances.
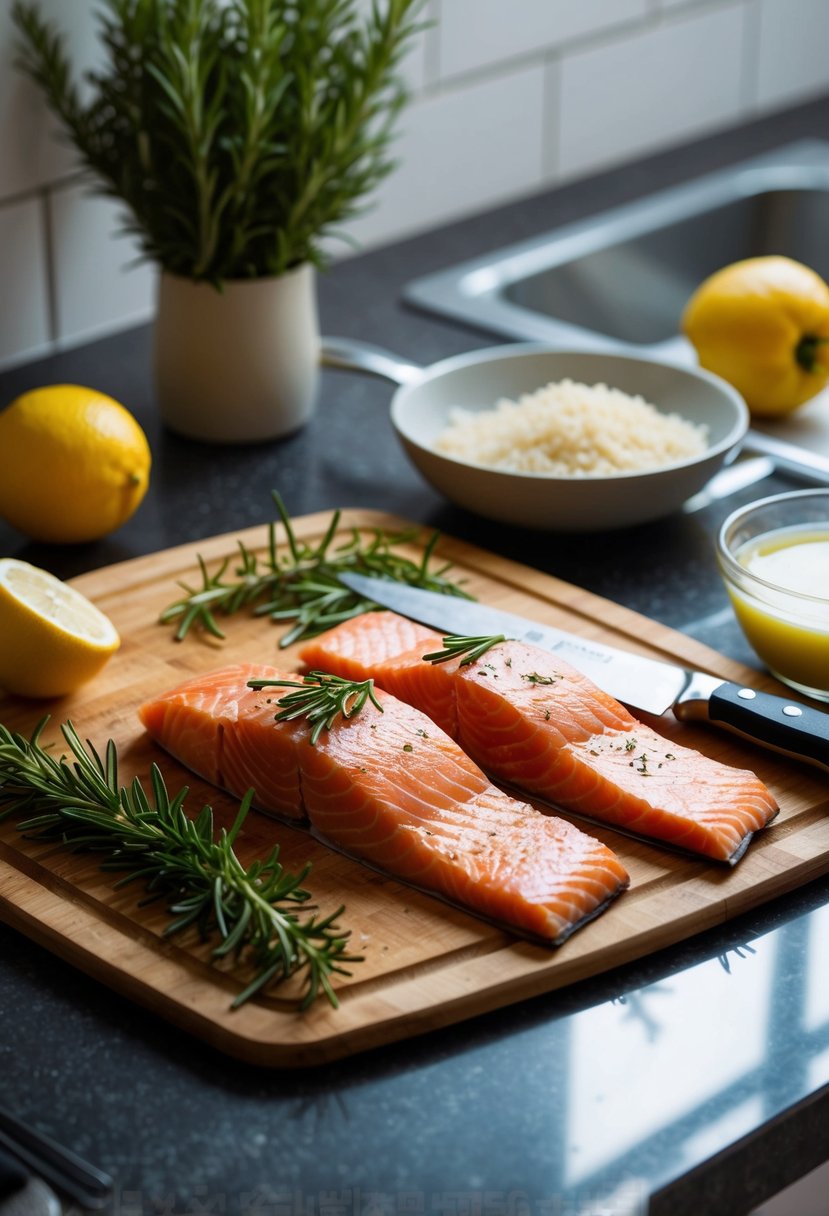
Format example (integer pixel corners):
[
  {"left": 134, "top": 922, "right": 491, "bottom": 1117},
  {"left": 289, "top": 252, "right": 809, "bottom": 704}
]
[
  {"left": 249, "top": 672, "right": 383, "bottom": 746},
  {"left": 422, "top": 634, "right": 507, "bottom": 667},
  {"left": 0, "top": 718, "right": 360, "bottom": 1010},
  {"left": 160, "top": 491, "right": 472, "bottom": 646}
]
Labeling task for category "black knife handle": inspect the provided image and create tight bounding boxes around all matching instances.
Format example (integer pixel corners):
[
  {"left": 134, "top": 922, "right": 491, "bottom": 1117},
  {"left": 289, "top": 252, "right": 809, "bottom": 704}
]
[{"left": 704, "top": 681, "right": 829, "bottom": 774}]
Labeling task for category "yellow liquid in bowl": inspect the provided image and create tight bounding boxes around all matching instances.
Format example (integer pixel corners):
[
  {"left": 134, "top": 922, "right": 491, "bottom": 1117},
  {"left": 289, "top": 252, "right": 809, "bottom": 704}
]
[{"left": 728, "top": 527, "right": 829, "bottom": 697}]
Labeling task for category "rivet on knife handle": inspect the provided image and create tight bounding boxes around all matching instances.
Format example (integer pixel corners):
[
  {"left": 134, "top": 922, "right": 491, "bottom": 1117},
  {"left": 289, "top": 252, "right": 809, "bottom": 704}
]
[{"left": 675, "top": 680, "right": 829, "bottom": 774}]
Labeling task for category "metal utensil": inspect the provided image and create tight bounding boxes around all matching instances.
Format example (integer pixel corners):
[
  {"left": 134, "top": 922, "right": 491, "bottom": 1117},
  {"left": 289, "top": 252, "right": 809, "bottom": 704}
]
[
  {"left": 338, "top": 573, "right": 829, "bottom": 774},
  {"left": 0, "top": 1108, "right": 112, "bottom": 1211}
]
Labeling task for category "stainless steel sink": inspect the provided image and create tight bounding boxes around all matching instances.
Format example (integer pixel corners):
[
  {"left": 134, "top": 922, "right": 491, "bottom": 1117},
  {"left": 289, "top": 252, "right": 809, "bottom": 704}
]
[
  {"left": 405, "top": 139, "right": 829, "bottom": 362},
  {"left": 403, "top": 139, "right": 829, "bottom": 484}
]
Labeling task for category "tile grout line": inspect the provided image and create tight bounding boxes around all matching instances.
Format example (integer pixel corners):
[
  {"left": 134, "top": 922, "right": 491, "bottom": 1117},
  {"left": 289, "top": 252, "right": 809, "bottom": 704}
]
[
  {"left": 415, "top": 7, "right": 659, "bottom": 98},
  {"left": 422, "top": 0, "right": 441, "bottom": 89},
  {"left": 540, "top": 53, "right": 561, "bottom": 186},
  {"left": 740, "top": 0, "right": 762, "bottom": 115},
  {"left": 41, "top": 186, "right": 59, "bottom": 348}
]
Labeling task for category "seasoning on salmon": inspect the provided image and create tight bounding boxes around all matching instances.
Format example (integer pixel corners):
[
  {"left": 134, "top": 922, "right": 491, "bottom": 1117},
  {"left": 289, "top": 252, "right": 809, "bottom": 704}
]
[
  {"left": 299, "top": 612, "right": 779, "bottom": 864},
  {"left": 138, "top": 663, "right": 629, "bottom": 945}
]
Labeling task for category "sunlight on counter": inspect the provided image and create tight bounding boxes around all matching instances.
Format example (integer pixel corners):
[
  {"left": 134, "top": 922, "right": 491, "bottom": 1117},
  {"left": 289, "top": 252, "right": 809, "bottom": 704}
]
[{"left": 565, "top": 941, "right": 778, "bottom": 1189}]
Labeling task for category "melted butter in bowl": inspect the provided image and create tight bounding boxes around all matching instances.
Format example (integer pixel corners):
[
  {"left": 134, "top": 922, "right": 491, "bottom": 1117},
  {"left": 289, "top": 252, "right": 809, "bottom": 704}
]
[{"left": 717, "top": 490, "right": 829, "bottom": 701}]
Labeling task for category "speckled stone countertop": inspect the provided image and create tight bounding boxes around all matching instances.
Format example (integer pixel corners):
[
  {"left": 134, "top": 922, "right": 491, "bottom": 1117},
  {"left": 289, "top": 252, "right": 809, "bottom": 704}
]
[{"left": 2, "top": 96, "right": 829, "bottom": 1216}]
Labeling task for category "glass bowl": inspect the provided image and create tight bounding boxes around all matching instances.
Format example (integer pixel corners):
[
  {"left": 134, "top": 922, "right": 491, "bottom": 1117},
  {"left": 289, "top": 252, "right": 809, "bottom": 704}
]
[{"left": 716, "top": 488, "right": 829, "bottom": 701}]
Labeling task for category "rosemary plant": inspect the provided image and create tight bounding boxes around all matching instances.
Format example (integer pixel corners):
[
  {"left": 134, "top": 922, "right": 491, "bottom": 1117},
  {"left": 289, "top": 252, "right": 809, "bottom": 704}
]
[
  {"left": 0, "top": 718, "right": 360, "bottom": 1009},
  {"left": 249, "top": 671, "right": 383, "bottom": 744},
  {"left": 161, "top": 491, "right": 472, "bottom": 646},
  {"left": 12, "top": 0, "right": 425, "bottom": 281}
]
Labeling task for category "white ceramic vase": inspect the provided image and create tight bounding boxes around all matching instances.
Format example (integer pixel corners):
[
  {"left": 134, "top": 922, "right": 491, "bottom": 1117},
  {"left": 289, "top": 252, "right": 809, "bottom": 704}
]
[{"left": 153, "top": 263, "right": 320, "bottom": 443}]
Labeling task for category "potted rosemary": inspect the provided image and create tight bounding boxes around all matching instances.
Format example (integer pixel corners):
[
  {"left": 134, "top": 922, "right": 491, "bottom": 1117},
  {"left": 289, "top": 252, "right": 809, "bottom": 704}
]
[{"left": 13, "top": 0, "right": 424, "bottom": 443}]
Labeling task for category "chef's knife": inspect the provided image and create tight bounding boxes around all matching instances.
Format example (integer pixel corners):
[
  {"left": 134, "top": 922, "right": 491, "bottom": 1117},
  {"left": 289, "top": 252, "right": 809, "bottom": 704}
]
[{"left": 338, "top": 572, "right": 829, "bottom": 774}]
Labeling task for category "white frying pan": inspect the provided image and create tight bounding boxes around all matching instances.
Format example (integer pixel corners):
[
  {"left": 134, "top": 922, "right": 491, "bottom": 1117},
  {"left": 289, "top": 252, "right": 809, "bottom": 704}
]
[{"left": 321, "top": 338, "right": 750, "bottom": 531}]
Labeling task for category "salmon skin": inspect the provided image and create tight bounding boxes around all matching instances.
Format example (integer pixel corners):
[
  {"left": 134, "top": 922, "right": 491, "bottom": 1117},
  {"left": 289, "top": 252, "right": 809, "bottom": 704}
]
[
  {"left": 138, "top": 663, "right": 629, "bottom": 946},
  {"left": 299, "top": 612, "right": 780, "bottom": 864}
]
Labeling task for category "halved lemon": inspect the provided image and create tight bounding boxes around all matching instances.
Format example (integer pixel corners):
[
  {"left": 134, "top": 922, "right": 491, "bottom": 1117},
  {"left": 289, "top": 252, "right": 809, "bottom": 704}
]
[{"left": 0, "top": 559, "right": 120, "bottom": 698}]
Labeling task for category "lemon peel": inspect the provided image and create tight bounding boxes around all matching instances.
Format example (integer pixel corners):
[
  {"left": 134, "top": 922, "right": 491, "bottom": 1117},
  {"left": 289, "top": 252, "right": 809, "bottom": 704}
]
[
  {"left": 0, "top": 559, "right": 120, "bottom": 698},
  {"left": 682, "top": 256, "right": 829, "bottom": 418}
]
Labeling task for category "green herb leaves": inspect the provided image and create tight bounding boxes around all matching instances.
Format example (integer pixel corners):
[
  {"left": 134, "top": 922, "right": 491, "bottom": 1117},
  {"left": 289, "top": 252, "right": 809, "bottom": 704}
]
[
  {"left": 0, "top": 718, "right": 359, "bottom": 1010},
  {"left": 12, "top": 0, "right": 426, "bottom": 281},
  {"left": 160, "top": 491, "right": 470, "bottom": 647},
  {"left": 423, "top": 634, "right": 506, "bottom": 667},
  {"left": 250, "top": 671, "right": 383, "bottom": 745}
]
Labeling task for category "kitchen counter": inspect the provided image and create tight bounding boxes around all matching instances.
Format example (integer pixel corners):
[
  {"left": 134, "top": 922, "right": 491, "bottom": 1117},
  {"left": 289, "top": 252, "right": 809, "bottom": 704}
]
[{"left": 2, "top": 95, "right": 829, "bottom": 1216}]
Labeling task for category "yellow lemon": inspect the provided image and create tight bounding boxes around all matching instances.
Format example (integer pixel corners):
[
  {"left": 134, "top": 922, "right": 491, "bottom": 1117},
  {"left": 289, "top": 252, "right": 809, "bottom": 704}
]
[
  {"left": 0, "top": 385, "right": 151, "bottom": 543},
  {"left": 682, "top": 256, "right": 829, "bottom": 417},
  {"left": 0, "top": 559, "right": 120, "bottom": 698}
]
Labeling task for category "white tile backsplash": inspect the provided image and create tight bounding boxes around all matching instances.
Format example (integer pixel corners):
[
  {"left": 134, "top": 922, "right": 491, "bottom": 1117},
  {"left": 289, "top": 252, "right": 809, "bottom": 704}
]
[
  {"left": 0, "top": 0, "right": 102, "bottom": 198},
  {"left": 50, "top": 184, "right": 157, "bottom": 348},
  {"left": 755, "top": 0, "right": 829, "bottom": 111},
  {"left": 558, "top": 4, "right": 747, "bottom": 180},
  {"left": 0, "top": 195, "right": 50, "bottom": 368},
  {"left": 341, "top": 64, "right": 546, "bottom": 252},
  {"left": 436, "top": 0, "right": 648, "bottom": 82},
  {"left": 0, "top": 0, "right": 827, "bottom": 369}
]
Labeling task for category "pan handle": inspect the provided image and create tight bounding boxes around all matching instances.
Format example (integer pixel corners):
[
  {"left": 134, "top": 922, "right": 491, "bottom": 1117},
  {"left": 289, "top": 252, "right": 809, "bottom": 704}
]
[{"left": 320, "top": 337, "right": 424, "bottom": 386}]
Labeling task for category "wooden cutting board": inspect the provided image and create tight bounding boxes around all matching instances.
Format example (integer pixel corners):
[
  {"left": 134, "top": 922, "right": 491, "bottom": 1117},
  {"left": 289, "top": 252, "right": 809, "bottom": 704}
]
[{"left": 1, "top": 509, "right": 828, "bottom": 1068}]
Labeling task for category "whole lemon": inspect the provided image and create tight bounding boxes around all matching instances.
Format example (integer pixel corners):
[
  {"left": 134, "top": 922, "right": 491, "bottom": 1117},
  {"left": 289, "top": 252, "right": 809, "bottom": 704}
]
[
  {"left": 0, "top": 558, "right": 120, "bottom": 698},
  {"left": 682, "top": 256, "right": 829, "bottom": 417},
  {"left": 0, "top": 385, "right": 151, "bottom": 543}
]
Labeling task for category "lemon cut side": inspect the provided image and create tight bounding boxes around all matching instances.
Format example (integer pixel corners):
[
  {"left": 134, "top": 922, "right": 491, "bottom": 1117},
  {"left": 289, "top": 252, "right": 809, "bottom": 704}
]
[{"left": 0, "top": 559, "right": 120, "bottom": 698}]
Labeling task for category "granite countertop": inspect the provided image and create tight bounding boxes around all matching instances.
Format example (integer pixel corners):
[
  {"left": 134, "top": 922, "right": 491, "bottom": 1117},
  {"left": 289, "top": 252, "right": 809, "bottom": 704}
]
[{"left": 2, "top": 96, "right": 829, "bottom": 1216}]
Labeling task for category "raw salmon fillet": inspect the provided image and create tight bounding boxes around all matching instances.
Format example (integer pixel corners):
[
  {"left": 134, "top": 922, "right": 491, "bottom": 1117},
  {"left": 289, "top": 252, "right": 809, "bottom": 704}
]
[
  {"left": 299, "top": 612, "right": 779, "bottom": 863},
  {"left": 138, "top": 663, "right": 629, "bottom": 944}
]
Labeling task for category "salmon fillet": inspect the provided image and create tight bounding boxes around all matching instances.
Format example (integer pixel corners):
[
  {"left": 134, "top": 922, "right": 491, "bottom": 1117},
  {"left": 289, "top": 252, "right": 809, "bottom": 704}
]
[
  {"left": 138, "top": 663, "right": 629, "bottom": 945},
  {"left": 299, "top": 612, "right": 779, "bottom": 863}
]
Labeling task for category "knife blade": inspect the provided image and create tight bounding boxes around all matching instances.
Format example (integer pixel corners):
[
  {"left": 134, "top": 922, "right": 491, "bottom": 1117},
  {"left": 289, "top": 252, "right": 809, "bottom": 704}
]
[{"left": 338, "top": 572, "right": 829, "bottom": 774}]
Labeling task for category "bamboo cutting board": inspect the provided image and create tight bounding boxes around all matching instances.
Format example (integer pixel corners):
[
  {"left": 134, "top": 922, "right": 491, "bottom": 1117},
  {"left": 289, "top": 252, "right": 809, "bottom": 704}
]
[{"left": 1, "top": 509, "right": 828, "bottom": 1068}]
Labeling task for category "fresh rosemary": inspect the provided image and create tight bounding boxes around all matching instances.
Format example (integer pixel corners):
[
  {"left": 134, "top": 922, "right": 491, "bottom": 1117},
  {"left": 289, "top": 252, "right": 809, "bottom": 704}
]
[
  {"left": 0, "top": 718, "right": 360, "bottom": 1010},
  {"left": 13, "top": 0, "right": 425, "bottom": 281},
  {"left": 250, "top": 671, "right": 383, "bottom": 745},
  {"left": 422, "top": 634, "right": 507, "bottom": 667},
  {"left": 161, "top": 491, "right": 471, "bottom": 646}
]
